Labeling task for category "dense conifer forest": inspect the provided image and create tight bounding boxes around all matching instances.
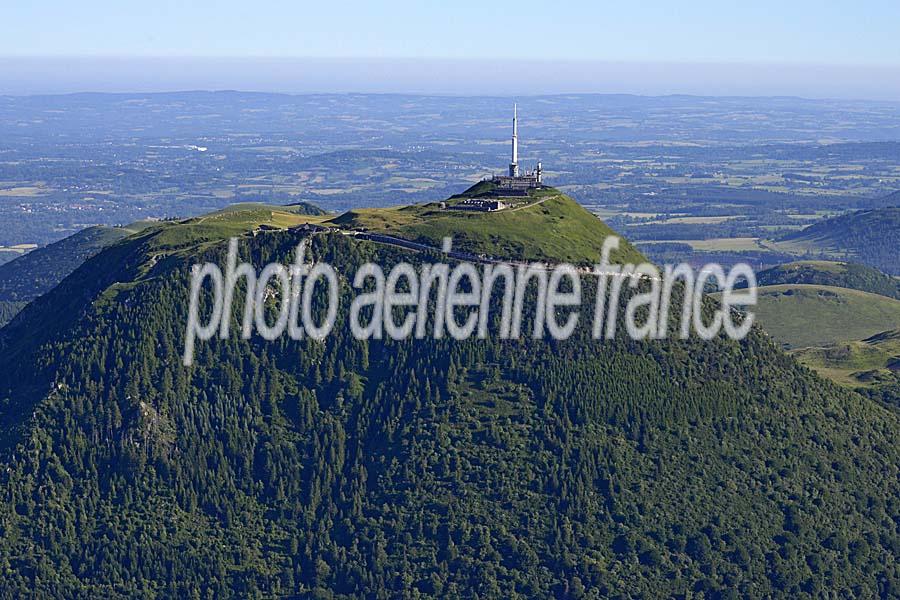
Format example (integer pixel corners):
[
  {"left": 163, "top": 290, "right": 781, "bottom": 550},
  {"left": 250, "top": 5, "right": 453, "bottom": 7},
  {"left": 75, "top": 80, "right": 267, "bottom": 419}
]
[
  {"left": 0, "top": 216, "right": 899, "bottom": 598},
  {"left": 781, "top": 207, "right": 900, "bottom": 275},
  {"left": 749, "top": 261, "right": 900, "bottom": 300}
]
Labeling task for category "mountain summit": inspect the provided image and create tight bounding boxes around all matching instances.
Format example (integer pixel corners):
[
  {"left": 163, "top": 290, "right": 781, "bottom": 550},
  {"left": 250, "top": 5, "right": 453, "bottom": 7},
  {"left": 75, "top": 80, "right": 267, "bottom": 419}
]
[{"left": 0, "top": 192, "right": 899, "bottom": 597}]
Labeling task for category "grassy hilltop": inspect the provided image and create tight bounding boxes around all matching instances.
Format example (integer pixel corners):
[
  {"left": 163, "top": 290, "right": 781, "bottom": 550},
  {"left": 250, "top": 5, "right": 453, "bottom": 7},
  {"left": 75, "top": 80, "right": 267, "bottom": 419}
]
[
  {"left": 328, "top": 184, "right": 644, "bottom": 265},
  {"left": 750, "top": 284, "right": 900, "bottom": 349},
  {"left": 115, "top": 185, "right": 642, "bottom": 266},
  {"left": 734, "top": 279, "right": 900, "bottom": 399}
]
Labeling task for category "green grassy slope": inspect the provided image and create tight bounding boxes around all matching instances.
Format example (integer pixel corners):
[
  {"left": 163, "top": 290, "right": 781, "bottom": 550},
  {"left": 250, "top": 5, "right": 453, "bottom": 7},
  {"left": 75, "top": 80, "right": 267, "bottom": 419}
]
[
  {"left": 749, "top": 284, "right": 900, "bottom": 348},
  {"left": 329, "top": 187, "right": 644, "bottom": 265},
  {"left": 742, "top": 266, "right": 900, "bottom": 396},
  {"left": 135, "top": 203, "right": 330, "bottom": 255},
  {"left": 792, "top": 328, "right": 900, "bottom": 388}
]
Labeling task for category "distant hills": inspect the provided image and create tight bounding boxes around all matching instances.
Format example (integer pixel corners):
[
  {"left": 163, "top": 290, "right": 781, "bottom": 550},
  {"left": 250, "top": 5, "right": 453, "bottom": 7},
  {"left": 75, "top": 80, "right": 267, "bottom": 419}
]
[
  {"left": 0, "top": 222, "right": 150, "bottom": 327},
  {"left": 779, "top": 206, "right": 900, "bottom": 275},
  {"left": 1, "top": 187, "right": 899, "bottom": 596},
  {"left": 749, "top": 260, "right": 900, "bottom": 300}
]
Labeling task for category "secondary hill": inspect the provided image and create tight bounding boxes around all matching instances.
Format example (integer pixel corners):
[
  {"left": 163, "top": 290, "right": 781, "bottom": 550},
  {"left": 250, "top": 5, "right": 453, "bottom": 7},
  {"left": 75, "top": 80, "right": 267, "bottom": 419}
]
[
  {"left": 0, "top": 224, "right": 137, "bottom": 303},
  {"left": 749, "top": 260, "right": 900, "bottom": 300},
  {"left": 285, "top": 200, "right": 330, "bottom": 216},
  {"left": 131, "top": 203, "right": 330, "bottom": 255},
  {"left": 328, "top": 186, "right": 644, "bottom": 265},
  {"left": 746, "top": 274, "right": 900, "bottom": 399},
  {"left": 749, "top": 284, "right": 900, "bottom": 349},
  {"left": 792, "top": 328, "right": 900, "bottom": 391},
  {"left": 0, "top": 223, "right": 149, "bottom": 328},
  {"left": 777, "top": 206, "right": 900, "bottom": 275},
  {"left": 0, "top": 199, "right": 899, "bottom": 597}
]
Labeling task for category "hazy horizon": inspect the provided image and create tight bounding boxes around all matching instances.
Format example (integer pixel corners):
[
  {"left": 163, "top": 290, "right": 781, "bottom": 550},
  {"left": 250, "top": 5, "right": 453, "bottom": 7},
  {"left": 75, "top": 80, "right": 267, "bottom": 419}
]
[
  {"left": 2, "top": 57, "right": 900, "bottom": 102},
  {"left": 7, "top": 0, "right": 899, "bottom": 100}
]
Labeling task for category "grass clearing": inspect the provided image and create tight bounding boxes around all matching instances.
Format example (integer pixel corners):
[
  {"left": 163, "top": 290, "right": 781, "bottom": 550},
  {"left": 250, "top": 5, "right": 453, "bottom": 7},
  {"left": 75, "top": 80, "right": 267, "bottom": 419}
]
[
  {"left": 641, "top": 237, "right": 763, "bottom": 252},
  {"left": 328, "top": 190, "right": 644, "bottom": 265},
  {"left": 792, "top": 329, "right": 900, "bottom": 388},
  {"left": 747, "top": 284, "right": 900, "bottom": 349},
  {"left": 141, "top": 203, "right": 331, "bottom": 254},
  {"left": 0, "top": 186, "right": 52, "bottom": 197}
]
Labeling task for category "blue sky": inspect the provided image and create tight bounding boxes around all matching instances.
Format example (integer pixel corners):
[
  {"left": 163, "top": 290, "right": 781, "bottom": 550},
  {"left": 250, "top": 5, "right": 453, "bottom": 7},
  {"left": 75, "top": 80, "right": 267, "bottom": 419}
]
[
  {"left": 4, "top": 0, "right": 898, "bottom": 65},
  {"left": 2, "top": 1, "right": 899, "bottom": 97}
]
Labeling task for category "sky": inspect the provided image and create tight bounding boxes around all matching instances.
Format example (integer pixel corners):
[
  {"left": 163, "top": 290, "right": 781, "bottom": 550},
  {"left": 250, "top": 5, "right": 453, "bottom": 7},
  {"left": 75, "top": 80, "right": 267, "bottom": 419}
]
[{"left": 2, "top": 0, "right": 899, "bottom": 97}]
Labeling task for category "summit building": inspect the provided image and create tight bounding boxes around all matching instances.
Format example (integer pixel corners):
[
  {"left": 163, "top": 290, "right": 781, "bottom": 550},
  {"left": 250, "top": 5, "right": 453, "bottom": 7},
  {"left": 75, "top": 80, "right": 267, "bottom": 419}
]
[{"left": 491, "top": 104, "right": 543, "bottom": 195}]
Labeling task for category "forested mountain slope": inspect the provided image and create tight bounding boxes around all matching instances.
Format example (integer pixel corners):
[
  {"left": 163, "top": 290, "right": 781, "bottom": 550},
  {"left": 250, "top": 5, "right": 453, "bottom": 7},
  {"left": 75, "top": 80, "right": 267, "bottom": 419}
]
[
  {"left": 0, "top": 197, "right": 898, "bottom": 598},
  {"left": 748, "top": 260, "right": 900, "bottom": 300},
  {"left": 0, "top": 224, "right": 146, "bottom": 303},
  {"left": 0, "top": 223, "right": 146, "bottom": 327},
  {"left": 779, "top": 207, "right": 900, "bottom": 275}
]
